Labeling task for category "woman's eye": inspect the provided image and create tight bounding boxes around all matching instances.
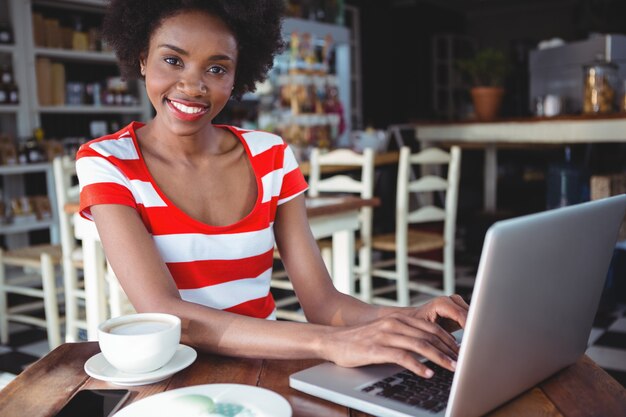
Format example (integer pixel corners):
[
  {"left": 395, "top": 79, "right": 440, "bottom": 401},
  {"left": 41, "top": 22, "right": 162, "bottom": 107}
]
[
  {"left": 208, "top": 66, "right": 226, "bottom": 74},
  {"left": 164, "top": 57, "right": 181, "bottom": 66}
]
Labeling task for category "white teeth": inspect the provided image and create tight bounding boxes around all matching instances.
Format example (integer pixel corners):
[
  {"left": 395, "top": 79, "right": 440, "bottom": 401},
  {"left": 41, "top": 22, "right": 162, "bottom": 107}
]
[{"left": 170, "top": 100, "right": 205, "bottom": 114}]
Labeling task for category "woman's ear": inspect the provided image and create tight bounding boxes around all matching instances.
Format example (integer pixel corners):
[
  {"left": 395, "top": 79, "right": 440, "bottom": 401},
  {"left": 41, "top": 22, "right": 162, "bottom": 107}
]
[{"left": 139, "top": 57, "right": 146, "bottom": 76}]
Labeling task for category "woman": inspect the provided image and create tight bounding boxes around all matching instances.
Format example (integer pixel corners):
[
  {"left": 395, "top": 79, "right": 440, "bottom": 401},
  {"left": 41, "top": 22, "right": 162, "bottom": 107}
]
[{"left": 77, "top": 0, "right": 468, "bottom": 379}]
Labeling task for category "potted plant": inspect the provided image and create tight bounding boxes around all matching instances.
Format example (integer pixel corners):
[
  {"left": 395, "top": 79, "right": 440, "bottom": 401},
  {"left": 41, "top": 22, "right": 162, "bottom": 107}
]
[{"left": 457, "top": 48, "right": 510, "bottom": 121}]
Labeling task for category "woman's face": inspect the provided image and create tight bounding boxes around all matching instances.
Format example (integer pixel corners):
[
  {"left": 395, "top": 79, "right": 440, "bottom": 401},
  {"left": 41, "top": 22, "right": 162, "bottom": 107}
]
[{"left": 141, "top": 10, "right": 238, "bottom": 136}]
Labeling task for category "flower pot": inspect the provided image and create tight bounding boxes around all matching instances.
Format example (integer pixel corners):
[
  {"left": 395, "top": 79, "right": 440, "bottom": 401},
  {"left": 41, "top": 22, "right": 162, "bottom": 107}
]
[{"left": 470, "top": 87, "right": 505, "bottom": 121}]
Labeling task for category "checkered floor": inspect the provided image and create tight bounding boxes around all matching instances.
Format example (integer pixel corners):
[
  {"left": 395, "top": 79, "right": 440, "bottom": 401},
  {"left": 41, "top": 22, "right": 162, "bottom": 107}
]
[{"left": 585, "top": 304, "right": 626, "bottom": 386}]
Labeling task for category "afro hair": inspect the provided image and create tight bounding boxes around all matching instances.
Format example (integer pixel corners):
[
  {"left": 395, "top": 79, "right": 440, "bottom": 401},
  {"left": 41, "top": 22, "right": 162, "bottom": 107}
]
[{"left": 101, "top": 0, "right": 285, "bottom": 99}]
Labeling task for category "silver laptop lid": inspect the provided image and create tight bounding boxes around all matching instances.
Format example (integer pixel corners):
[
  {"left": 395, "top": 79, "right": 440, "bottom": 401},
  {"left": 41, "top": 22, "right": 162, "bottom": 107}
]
[{"left": 447, "top": 195, "right": 626, "bottom": 417}]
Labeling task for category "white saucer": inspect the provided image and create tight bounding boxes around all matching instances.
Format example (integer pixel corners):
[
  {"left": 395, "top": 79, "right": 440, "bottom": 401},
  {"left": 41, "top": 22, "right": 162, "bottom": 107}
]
[
  {"left": 113, "top": 383, "right": 292, "bottom": 417},
  {"left": 84, "top": 344, "right": 197, "bottom": 386}
]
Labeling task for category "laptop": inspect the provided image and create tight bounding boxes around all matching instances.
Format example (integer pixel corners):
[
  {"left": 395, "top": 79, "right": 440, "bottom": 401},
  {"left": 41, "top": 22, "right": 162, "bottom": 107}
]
[{"left": 290, "top": 195, "right": 626, "bottom": 417}]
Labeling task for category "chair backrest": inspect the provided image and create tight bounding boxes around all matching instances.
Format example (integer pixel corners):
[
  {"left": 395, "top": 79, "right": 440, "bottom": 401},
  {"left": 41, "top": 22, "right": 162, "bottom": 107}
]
[
  {"left": 308, "top": 147, "right": 375, "bottom": 199},
  {"left": 308, "top": 147, "right": 376, "bottom": 246},
  {"left": 396, "top": 146, "right": 461, "bottom": 247},
  {"left": 52, "top": 155, "right": 79, "bottom": 257}
]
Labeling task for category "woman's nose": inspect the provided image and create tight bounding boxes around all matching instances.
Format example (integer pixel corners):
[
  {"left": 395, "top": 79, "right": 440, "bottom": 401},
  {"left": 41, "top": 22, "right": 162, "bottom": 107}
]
[{"left": 177, "top": 71, "right": 207, "bottom": 96}]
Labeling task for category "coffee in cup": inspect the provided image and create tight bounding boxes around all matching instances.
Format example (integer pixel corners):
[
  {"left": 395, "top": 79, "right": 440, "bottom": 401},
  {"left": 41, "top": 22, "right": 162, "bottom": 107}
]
[{"left": 98, "top": 313, "right": 181, "bottom": 374}]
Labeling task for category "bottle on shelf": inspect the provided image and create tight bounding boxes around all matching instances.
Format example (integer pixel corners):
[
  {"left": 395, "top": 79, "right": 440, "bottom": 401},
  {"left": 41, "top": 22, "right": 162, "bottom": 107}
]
[
  {"left": 546, "top": 146, "right": 589, "bottom": 209},
  {"left": 0, "top": 188, "right": 6, "bottom": 224},
  {"left": 0, "top": 82, "right": 7, "bottom": 105},
  {"left": 583, "top": 55, "right": 618, "bottom": 114},
  {"left": 6, "top": 80, "right": 18, "bottom": 104},
  {"left": 0, "top": 63, "right": 13, "bottom": 104},
  {"left": 72, "top": 15, "right": 89, "bottom": 51},
  {"left": 0, "top": 20, "right": 13, "bottom": 44},
  {"left": 4, "top": 62, "right": 19, "bottom": 104},
  {"left": 16, "top": 129, "right": 45, "bottom": 164},
  {"left": 29, "top": 128, "right": 46, "bottom": 162},
  {"left": 622, "top": 80, "right": 626, "bottom": 113}
]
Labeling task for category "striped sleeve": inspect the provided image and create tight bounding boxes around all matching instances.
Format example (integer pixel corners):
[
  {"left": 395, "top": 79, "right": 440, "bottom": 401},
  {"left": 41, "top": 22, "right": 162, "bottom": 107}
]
[
  {"left": 76, "top": 153, "right": 137, "bottom": 220},
  {"left": 75, "top": 129, "right": 170, "bottom": 220},
  {"left": 277, "top": 144, "right": 308, "bottom": 205}
]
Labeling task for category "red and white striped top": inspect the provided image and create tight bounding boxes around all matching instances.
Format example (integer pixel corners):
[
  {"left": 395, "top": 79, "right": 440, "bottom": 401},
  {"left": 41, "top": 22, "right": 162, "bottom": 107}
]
[{"left": 76, "top": 122, "right": 308, "bottom": 319}]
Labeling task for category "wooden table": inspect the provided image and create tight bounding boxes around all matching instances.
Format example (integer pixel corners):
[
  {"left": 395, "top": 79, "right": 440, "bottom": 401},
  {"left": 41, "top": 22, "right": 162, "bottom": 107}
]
[
  {"left": 1, "top": 342, "right": 625, "bottom": 417},
  {"left": 415, "top": 114, "right": 626, "bottom": 212},
  {"left": 66, "top": 196, "right": 379, "bottom": 340}
]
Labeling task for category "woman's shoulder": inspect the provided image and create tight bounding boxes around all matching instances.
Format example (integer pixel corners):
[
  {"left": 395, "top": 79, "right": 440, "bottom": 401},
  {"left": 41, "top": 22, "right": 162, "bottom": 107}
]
[
  {"left": 77, "top": 122, "right": 143, "bottom": 160},
  {"left": 219, "top": 124, "right": 288, "bottom": 155}
]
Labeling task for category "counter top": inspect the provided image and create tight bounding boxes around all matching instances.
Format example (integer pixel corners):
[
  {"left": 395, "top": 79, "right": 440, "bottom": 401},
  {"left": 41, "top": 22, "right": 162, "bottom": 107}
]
[{"left": 414, "top": 113, "right": 626, "bottom": 144}]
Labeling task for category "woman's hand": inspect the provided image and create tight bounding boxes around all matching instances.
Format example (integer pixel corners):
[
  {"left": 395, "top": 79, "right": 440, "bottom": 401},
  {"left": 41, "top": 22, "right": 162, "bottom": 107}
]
[
  {"left": 399, "top": 294, "right": 469, "bottom": 333},
  {"left": 321, "top": 295, "right": 469, "bottom": 378}
]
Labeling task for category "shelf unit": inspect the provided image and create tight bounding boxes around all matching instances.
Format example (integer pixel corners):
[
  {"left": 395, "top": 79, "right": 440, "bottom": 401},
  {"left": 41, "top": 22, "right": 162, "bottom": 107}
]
[
  {"left": 18, "top": 0, "right": 152, "bottom": 134},
  {"left": 0, "top": 0, "right": 152, "bottom": 248},
  {"left": 249, "top": 18, "right": 353, "bottom": 154},
  {"left": 0, "top": 162, "right": 58, "bottom": 248}
]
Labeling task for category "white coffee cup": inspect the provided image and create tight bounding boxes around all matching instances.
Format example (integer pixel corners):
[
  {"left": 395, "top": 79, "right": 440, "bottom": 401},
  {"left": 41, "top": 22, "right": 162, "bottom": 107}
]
[{"left": 98, "top": 313, "right": 181, "bottom": 374}]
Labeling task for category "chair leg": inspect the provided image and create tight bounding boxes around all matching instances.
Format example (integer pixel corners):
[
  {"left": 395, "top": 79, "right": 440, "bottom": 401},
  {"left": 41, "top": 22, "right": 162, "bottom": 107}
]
[
  {"left": 63, "top": 258, "right": 79, "bottom": 343},
  {"left": 0, "top": 250, "right": 8, "bottom": 345},
  {"left": 443, "top": 245, "right": 455, "bottom": 296},
  {"left": 106, "top": 263, "right": 123, "bottom": 318},
  {"left": 397, "top": 250, "right": 410, "bottom": 307},
  {"left": 40, "top": 253, "right": 62, "bottom": 350},
  {"left": 359, "top": 245, "right": 372, "bottom": 303},
  {"left": 321, "top": 247, "right": 333, "bottom": 277}
]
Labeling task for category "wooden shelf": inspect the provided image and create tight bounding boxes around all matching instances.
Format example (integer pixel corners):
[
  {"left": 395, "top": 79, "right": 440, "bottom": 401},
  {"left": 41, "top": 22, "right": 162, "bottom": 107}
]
[
  {"left": 0, "top": 162, "right": 51, "bottom": 175},
  {"left": 0, "top": 105, "right": 20, "bottom": 113},
  {"left": 0, "top": 219, "right": 55, "bottom": 235},
  {"left": 33, "top": 47, "right": 117, "bottom": 63},
  {"left": 37, "top": 105, "right": 146, "bottom": 114},
  {"left": 0, "top": 44, "right": 16, "bottom": 54}
]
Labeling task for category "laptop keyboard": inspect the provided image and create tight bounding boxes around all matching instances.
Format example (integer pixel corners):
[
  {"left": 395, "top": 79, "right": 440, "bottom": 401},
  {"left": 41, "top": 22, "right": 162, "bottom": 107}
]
[{"left": 360, "top": 362, "right": 454, "bottom": 413}]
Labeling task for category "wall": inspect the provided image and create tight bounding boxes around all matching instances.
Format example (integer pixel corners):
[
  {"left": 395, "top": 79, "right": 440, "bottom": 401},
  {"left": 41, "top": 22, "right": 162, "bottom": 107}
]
[
  {"left": 350, "top": 0, "right": 626, "bottom": 122},
  {"left": 345, "top": 0, "right": 465, "bottom": 127}
]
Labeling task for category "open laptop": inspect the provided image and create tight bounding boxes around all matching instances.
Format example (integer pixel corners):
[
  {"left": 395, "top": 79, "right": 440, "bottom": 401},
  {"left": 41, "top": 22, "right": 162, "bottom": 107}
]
[{"left": 290, "top": 195, "right": 626, "bottom": 417}]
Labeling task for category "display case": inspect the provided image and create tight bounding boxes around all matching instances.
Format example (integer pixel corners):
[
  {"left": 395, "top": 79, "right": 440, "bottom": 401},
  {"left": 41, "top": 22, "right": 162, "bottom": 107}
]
[
  {"left": 253, "top": 18, "right": 351, "bottom": 159},
  {"left": 0, "top": 0, "right": 152, "bottom": 248}
]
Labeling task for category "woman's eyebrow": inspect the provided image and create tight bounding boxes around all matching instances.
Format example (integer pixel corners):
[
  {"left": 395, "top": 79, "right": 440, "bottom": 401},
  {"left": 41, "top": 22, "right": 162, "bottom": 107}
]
[
  {"left": 158, "top": 43, "right": 188, "bottom": 55},
  {"left": 158, "top": 43, "right": 234, "bottom": 61}
]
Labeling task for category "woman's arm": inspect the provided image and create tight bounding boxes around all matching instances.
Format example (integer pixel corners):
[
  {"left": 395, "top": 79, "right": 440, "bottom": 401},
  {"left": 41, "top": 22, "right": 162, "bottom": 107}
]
[
  {"left": 274, "top": 194, "right": 467, "bottom": 327},
  {"left": 273, "top": 194, "right": 468, "bottom": 374},
  {"left": 273, "top": 194, "right": 384, "bottom": 326},
  {"left": 91, "top": 203, "right": 331, "bottom": 360},
  {"left": 91, "top": 198, "right": 466, "bottom": 378}
]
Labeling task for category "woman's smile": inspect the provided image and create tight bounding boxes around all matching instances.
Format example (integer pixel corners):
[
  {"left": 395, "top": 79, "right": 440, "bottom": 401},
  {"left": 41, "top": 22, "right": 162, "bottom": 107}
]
[{"left": 166, "top": 98, "right": 210, "bottom": 121}]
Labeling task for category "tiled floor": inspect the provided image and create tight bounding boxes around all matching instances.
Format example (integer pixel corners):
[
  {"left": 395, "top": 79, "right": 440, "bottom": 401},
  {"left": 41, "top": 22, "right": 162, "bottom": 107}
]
[{"left": 586, "top": 304, "right": 626, "bottom": 387}]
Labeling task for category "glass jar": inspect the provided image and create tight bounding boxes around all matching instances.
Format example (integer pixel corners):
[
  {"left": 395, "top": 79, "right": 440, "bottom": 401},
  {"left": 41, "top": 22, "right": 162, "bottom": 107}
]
[
  {"left": 583, "top": 57, "right": 618, "bottom": 114},
  {"left": 622, "top": 80, "right": 626, "bottom": 113}
]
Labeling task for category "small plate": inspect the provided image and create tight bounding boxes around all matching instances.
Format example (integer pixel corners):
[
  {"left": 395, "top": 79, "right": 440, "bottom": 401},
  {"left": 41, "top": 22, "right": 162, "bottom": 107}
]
[
  {"left": 113, "top": 383, "right": 292, "bottom": 417},
  {"left": 84, "top": 344, "right": 197, "bottom": 386}
]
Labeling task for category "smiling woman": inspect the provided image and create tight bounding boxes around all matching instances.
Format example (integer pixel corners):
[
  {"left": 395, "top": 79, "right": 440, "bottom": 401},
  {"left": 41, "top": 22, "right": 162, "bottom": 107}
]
[
  {"left": 74, "top": 0, "right": 469, "bottom": 381},
  {"left": 139, "top": 11, "right": 237, "bottom": 135}
]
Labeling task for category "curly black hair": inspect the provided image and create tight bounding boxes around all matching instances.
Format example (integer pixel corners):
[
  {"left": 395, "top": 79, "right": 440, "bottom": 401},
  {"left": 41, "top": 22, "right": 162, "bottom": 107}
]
[{"left": 101, "top": 0, "right": 285, "bottom": 99}]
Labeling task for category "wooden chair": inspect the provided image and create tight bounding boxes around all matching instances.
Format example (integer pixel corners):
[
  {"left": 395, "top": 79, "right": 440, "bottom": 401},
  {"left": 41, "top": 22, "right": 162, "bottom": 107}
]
[
  {"left": 308, "top": 147, "right": 376, "bottom": 301},
  {"left": 270, "top": 147, "right": 376, "bottom": 320},
  {"left": 53, "top": 156, "right": 134, "bottom": 340},
  {"left": 371, "top": 146, "right": 461, "bottom": 306},
  {"left": 52, "top": 155, "right": 87, "bottom": 342},
  {"left": 0, "top": 244, "right": 63, "bottom": 350}
]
